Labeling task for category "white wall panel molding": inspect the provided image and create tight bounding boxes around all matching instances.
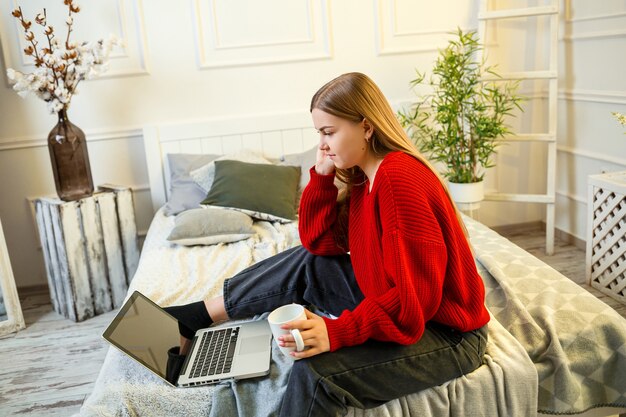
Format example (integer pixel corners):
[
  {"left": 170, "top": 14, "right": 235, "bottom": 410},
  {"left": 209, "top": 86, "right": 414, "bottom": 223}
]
[
  {"left": 1, "top": 0, "right": 149, "bottom": 82},
  {"left": 192, "top": 0, "right": 332, "bottom": 68},
  {"left": 557, "top": 144, "right": 626, "bottom": 167},
  {"left": 561, "top": 29, "right": 626, "bottom": 42},
  {"left": 566, "top": 12, "right": 626, "bottom": 23},
  {"left": 562, "top": 1, "right": 626, "bottom": 42},
  {"left": 111, "top": 0, "right": 150, "bottom": 77},
  {"left": 559, "top": 89, "right": 626, "bottom": 105},
  {"left": 0, "top": 127, "right": 143, "bottom": 151},
  {"left": 564, "top": 0, "right": 626, "bottom": 24},
  {"left": 512, "top": 89, "right": 626, "bottom": 105},
  {"left": 374, "top": 0, "right": 477, "bottom": 55},
  {"left": 556, "top": 189, "right": 586, "bottom": 205},
  {"left": 509, "top": 88, "right": 626, "bottom": 105}
]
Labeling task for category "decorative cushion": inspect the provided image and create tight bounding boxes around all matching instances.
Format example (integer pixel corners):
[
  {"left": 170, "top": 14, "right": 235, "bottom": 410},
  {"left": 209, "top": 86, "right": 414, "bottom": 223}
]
[
  {"left": 190, "top": 149, "right": 271, "bottom": 194},
  {"left": 201, "top": 160, "right": 301, "bottom": 223},
  {"left": 166, "top": 207, "right": 255, "bottom": 246},
  {"left": 163, "top": 153, "right": 219, "bottom": 216}
]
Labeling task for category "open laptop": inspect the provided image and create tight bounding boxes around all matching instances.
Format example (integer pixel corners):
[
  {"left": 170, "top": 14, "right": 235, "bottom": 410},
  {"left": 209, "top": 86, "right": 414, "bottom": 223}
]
[{"left": 102, "top": 290, "right": 272, "bottom": 387}]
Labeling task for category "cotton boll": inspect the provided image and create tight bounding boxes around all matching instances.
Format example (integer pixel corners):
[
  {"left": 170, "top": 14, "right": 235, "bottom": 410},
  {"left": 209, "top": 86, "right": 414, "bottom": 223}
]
[
  {"left": 48, "top": 99, "right": 64, "bottom": 114},
  {"left": 6, "top": 68, "right": 19, "bottom": 82},
  {"left": 54, "top": 87, "right": 71, "bottom": 103}
]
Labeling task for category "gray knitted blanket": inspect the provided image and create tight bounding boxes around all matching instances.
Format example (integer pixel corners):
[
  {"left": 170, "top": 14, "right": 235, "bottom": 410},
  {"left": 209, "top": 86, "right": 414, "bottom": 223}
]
[{"left": 467, "top": 218, "right": 626, "bottom": 414}]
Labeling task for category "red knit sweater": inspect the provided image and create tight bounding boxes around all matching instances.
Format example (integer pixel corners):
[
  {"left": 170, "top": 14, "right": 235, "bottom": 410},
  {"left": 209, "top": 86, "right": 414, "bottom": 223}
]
[{"left": 298, "top": 151, "right": 490, "bottom": 351}]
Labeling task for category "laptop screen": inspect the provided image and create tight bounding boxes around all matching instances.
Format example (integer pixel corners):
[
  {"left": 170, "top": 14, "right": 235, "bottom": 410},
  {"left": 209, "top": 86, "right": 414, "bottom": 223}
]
[{"left": 102, "top": 291, "right": 182, "bottom": 383}]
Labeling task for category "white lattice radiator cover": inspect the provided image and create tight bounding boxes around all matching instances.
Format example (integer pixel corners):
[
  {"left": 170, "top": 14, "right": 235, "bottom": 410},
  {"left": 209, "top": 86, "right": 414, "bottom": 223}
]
[{"left": 586, "top": 171, "right": 626, "bottom": 305}]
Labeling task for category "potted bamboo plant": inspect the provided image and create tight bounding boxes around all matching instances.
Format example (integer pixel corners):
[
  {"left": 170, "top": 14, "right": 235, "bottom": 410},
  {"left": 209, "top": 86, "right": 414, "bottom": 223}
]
[{"left": 398, "top": 28, "right": 523, "bottom": 204}]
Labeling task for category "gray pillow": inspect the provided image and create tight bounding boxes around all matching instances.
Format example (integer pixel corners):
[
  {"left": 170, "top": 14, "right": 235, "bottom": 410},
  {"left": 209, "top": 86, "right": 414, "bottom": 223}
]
[
  {"left": 201, "top": 160, "right": 301, "bottom": 223},
  {"left": 278, "top": 145, "right": 318, "bottom": 192},
  {"left": 167, "top": 207, "right": 255, "bottom": 246},
  {"left": 163, "top": 153, "right": 219, "bottom": 216},
  {"left": 278, "top": 145, "right": 347, "bottom": 197}
]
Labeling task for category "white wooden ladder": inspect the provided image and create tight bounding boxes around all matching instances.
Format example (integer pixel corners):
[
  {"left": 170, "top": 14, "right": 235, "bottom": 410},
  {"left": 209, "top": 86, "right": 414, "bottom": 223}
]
[{"left": 477, "top": 0, "right": 559, "bottom": 255}]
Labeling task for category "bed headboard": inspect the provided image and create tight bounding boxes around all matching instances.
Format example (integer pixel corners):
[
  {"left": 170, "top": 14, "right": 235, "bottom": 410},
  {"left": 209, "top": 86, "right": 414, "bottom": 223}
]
[{"left": 143, "top": 111, "right": 318, "bottom": 213}]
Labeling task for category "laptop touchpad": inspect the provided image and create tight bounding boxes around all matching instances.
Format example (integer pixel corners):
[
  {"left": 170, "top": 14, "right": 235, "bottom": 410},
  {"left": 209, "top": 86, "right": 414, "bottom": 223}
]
[{"left": 239, "top": 335, "right": 270, "bottom": 355}]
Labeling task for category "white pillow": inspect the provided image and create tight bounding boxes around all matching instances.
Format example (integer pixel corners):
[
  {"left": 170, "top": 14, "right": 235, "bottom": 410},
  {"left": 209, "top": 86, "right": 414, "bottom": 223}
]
[
  {"left": 167, "top": 207, "right": 255, "bottom": 246},
  {"left": 190, "top": 149, "right": 271, "bottom": 193}
]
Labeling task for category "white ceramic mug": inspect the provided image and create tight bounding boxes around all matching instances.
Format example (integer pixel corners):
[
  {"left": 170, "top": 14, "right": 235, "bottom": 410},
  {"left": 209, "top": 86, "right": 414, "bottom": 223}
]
[{"left": 267, "top": 304, "right": 306, "bottom": 360}]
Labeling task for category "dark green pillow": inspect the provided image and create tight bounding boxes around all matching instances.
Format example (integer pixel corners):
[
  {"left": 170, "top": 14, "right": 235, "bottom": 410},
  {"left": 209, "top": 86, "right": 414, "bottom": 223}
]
[{"left": 200, "top": 160, "right": 301, "bottom": 222}]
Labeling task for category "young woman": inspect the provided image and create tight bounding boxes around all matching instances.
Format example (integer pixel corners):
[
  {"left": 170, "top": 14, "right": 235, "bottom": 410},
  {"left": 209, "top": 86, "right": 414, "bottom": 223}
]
[{"left": 165, "top": 72, "right": 490, "bottom": 417}]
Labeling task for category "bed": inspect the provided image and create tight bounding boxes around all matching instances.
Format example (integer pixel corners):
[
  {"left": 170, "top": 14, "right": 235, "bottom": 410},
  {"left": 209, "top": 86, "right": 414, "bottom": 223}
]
[{"left": 75, "top": 112, "right": 626, "bottom": 417}]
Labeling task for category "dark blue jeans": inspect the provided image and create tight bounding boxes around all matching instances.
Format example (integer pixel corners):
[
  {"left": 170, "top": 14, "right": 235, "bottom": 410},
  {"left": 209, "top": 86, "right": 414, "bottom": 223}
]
[{"left": 223, "top": 246, "right": 488, "bottom": 417}]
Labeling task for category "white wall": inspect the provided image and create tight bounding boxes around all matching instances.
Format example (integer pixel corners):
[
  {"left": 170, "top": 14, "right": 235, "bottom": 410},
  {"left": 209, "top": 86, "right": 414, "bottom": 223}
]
[
  {"left": 1, "top": 0, "right": 621, "bottom": 289},
  {"left": 556, "top": 0, "right": 626, "bottom": 239}
]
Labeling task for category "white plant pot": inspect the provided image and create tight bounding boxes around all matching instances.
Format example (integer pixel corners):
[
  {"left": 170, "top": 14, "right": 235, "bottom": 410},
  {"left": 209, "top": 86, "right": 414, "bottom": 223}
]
[{"left": 447, "top": 181, "right": 485, "bottom": 204}]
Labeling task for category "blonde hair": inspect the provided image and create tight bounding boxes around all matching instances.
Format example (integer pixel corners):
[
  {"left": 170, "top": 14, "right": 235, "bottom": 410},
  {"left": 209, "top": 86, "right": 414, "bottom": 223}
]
[{"left": 310, "top": 72, "right": 470, "bottom": 237}]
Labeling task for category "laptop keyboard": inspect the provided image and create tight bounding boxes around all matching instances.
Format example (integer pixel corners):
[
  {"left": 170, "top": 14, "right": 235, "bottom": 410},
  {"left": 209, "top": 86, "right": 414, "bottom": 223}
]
[{"left": 190, "top": 327, "right": 239, "bottom": 378}]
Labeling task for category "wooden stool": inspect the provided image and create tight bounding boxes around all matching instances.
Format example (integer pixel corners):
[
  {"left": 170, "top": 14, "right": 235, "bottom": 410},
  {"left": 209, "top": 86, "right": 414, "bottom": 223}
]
[{"left": 34, "top": 185, "right": 140, "bottom": 321}]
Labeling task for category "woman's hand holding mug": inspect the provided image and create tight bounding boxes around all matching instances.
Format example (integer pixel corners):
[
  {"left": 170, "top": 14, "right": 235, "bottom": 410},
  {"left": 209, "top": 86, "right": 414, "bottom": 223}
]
[{"left": 268, "top": 304, "right": 330, "bottom": 360}]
